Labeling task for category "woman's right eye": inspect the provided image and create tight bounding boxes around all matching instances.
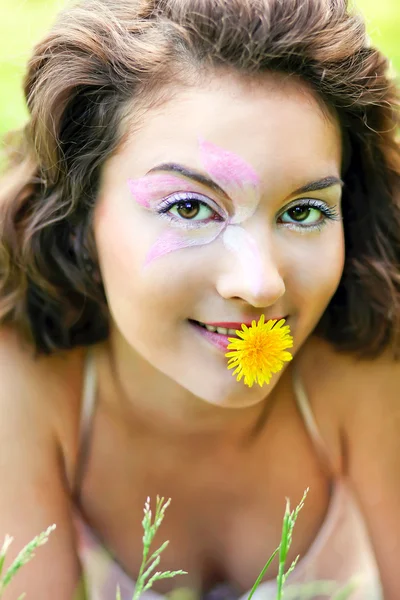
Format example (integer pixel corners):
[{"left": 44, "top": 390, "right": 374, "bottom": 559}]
[
  {"left": 158, "top": 193, "right": 223, "bottom": 223},
  {"left": 169, "top": 199, "right": 216, "bottom": 220}
]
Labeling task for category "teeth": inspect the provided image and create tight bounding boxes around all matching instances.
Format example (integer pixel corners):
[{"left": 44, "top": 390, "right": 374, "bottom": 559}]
[
  {"left": 202, "top": 323, "right": 237, "bottom": 336},
  {"left": 216, "top": 327, "right": 228, "bottom": 335},
  {"left": 205, "top": 324, "right": 217, "bottom": 333}
]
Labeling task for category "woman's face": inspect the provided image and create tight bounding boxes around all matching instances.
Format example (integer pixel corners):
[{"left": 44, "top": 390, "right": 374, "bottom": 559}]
[{"left": 94, "top": 71, "right": 344, "bottom": 407}]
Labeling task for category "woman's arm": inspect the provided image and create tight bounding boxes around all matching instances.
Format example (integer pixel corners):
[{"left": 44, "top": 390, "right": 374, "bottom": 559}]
[
  {"left": 0, "top": 328, "right": 84, "bottom": 600},
  {"left": 345, "top": 352, "right": 400, "bottom": 600}
]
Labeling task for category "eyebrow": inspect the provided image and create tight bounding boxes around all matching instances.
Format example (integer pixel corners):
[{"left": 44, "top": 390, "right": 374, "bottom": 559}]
[
  {"left": 292, "top": 176, "right": 344, "bottom": 195},
  {"left": 146, "top": 163, "right": 344, "bottom": 197},
  {"left": 146, "top": 163, "right": 229, "bottom": 198}
]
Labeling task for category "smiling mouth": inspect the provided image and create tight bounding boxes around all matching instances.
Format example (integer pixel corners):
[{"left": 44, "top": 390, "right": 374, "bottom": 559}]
[
  {"left": 189, "top": 317, "right": 288, "bottom": 337},
  {"left": 191, "top": 320, "right": 239, "bottom": 336}
]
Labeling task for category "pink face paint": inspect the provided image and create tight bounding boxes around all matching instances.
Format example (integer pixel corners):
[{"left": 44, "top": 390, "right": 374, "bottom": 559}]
[
  {"left": 145, "top": 223, "right": 223, "bottom": 265},
  {"left": 198, "top": 137, "right": 260, "bottom": 224},
  {"left": 223, "top": 225, "right": 264, "bottom": 296},
  {"left": 198, "top": 139, "right": 264, "bottom": 290},
  {"left": 128, "top": 174, "right": 197, "bottom": 208},
  {"left": 127, "top": 171, "right": 225, "bottom": 265},
  {"left": 127, "top": 138, "right": 263, "bottom": 267}
]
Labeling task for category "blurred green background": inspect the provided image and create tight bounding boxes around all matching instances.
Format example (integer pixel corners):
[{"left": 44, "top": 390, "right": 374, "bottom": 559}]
[{"left": 0, "top": 0, "right": 399, "bottom": 139}]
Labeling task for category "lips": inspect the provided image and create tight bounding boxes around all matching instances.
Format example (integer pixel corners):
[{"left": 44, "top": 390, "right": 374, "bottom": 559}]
[
  {"left": 191, "top": 317, "right": 286, "bottom": 331},
  {"left": 194, "top": 321, "right": 240, "bottom": 337},
  {"left": 203, "top": 319, "right": 286, "bottom": 329},
  {"left": 189, "top": 317, "right": 288, "bottom": 347},
  {"left": 189, "top": 320, "right": 237, "bottom": 351}
]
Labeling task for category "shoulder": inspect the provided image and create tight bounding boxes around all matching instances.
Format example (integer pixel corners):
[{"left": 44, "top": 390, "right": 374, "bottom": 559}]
[
  {"left": 0, "top": 325, "right": 85, "bottom": 486},
  {"left": 0, "top": 328, "right": 88, "bottom": 598},
  {"left": 296, "top": 335, "right": 400, "bottom": 473},
  {"left": 300, "top": 334, "right": 399, "bottom": 416},
  {"left": 322, "top": 340, "right": 400, "bottom": 434},
  {"left": 303, "top": 341, "right": 400, "bottom": 598}
]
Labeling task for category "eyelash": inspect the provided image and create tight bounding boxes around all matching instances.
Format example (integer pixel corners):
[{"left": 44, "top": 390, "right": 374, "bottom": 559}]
[
  {"left": 156, "top": 193, "right": 341, "bottom": 231},
  {"left": 277, "top": 199, "right": 342, "bottom": 232},
  {"left": 156, "top": 192, "right": 225, "bottom": 226}
]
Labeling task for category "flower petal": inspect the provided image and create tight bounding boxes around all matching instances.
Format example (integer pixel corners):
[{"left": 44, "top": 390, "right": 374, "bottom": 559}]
[{"left": 225, "top": 315, "right": 293, "bottom": 387}]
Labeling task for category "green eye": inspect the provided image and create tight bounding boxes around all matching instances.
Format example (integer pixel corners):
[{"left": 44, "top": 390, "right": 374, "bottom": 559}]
[
  {"left": 169, "top": 200, "right": 215, "bottom": 220},
  {"left": 281, "top": 205, "right": 322, "bottom": 225}
]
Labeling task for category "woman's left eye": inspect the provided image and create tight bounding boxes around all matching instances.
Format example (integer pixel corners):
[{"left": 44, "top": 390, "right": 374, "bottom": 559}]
[{"left": 279, "top": 200, "right": 339, "bottom": 228}]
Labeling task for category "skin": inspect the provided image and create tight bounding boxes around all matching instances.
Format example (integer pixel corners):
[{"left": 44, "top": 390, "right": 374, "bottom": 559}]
[
  {"left": 128, "top": 138, "right": 263, "bottom": 293},
  {"left": 94, "top": 70, "right": 344, "bottom": 414},
  {"left": 1, "top": 70, "right": 400, "bottom": 600}
]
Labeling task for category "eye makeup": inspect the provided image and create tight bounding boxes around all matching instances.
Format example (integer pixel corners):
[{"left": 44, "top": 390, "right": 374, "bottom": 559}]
[
  {"left": 127, "top": 138, "right": 263, "bottom": 265},
  {"left": 156, "top": 193, "right": 226, "bottom": 226},
  {"left": 127, "top": 174, "right": 199, "bottom": 209},
  {"left": 198, "top": 137, "right": 261, "bottom": 223},
  {"left": 278, "top": 198, "right": 342, "bottom": 232}
]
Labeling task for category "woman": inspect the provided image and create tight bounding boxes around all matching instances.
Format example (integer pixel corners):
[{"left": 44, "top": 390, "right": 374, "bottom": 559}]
[{"left": 0, "top": 0, "right": 399, "bottom": 598}]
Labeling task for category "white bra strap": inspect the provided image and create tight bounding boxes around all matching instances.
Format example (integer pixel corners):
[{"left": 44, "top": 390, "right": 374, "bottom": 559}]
[
  {"left": 292, "top": 364, "right": 336, "bottom": 478},
  {"left": 73, "top": 347, "right": 97, "bottom": 499}
]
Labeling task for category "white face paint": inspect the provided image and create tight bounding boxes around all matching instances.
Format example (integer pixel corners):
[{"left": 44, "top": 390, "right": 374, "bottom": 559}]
[
  {"left": 223, "top": 225, "right": 265, "bottom": 297},
  {"left": 198, "top": 137, "right": 264, "bottom": 293}
]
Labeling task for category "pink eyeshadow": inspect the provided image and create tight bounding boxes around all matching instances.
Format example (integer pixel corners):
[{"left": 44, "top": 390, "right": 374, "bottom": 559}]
[
  {"left": 198, "top": 137, "right": 261, "bottom": 223},
  {"left": 128, "top": 174, "right": 196, "bottom": 208},
  {"left": 128, "top": 138, "right": 264, "bottom": 267},
  {"left": 199, "top": 137, "right": 260, "bottom": 189}
]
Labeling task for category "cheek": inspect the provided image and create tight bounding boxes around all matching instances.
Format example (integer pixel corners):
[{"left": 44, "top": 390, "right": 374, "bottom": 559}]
[
  {"left": 93, "top": 202, "right": 213, "bottom": 328},
  {"left": 93, "top": 207, "right": 171, "bottom": 347},
  {"left": 94, "top": 207, "right": 145, "bottom": 284},
  {"left": 144, "top": 224, "right": 223, "bottom": 265},
  {"left": 287, "top": 226, "right": 345, "bottom": 309},
  {"left": 93, "top": 202, "right": 159, "bottom": 338}
]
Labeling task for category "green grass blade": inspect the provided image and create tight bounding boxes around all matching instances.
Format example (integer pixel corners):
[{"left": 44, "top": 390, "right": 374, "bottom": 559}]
[
  {"left": 0, "top": 536, "right": 13, "bottom": 580},
  {"left": 247, "top": 548, "right": 279, "bottom": 600},
  {"left": 0, "top": 525, "right": 55, "bottom": 593},
  {"left": 133, "top": 497, "right": 187, "bottom": 600},
  {"left": 143, "top": 570, "right": 187, "bottom": 594},
  {"left": 146, "top": 541, "right": 169, "bottom": 567}
]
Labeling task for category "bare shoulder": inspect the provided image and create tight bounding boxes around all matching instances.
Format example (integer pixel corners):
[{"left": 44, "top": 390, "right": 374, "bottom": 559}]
[
  {"left": 296, "top": 335, "right": 400, "bottom": 473},
  {"left": 0, "top": 326, "right": 86, "bottom": 599},
  {"left": 0, "top": 326, "right": 84, "bottom": 474},
  {"left": 299, "top": 334, "right": 399, "bottom": 421},
  {"left": 301, "top": 340, "right": 400, "bottom": 598},
  {"left": 298, "top": 336, "right": 400, "bottom": 597}
]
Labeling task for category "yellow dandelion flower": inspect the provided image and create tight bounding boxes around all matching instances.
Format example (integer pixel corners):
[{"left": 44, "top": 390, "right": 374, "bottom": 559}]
[{"left": 225, "top": 315, "right": 293, "bottom": 388}]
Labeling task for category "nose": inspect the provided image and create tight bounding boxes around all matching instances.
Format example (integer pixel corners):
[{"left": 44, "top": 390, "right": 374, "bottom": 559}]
[{"left": 215, "top": 225, "right": 285, "bottom": 308}]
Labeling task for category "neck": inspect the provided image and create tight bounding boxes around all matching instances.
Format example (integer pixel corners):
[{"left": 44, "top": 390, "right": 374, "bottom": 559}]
[{"left": 94, "top": 330, "right": 287, "bottom": 444}]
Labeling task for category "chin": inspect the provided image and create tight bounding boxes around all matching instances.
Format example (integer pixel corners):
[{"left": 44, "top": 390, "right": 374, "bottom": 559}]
[{"left": 177, "top": 367, "right": 283, "bottom": 409}]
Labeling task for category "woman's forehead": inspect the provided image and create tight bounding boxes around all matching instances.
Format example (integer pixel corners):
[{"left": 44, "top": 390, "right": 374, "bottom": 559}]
[{"left": 104, "top": 72, "right": 342, "bottom": 200}]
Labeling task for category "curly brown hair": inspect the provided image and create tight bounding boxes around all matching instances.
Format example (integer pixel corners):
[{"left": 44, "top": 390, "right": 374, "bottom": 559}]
[{"left": 0, "top": 0, "right": 399, "bottom": 356}]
